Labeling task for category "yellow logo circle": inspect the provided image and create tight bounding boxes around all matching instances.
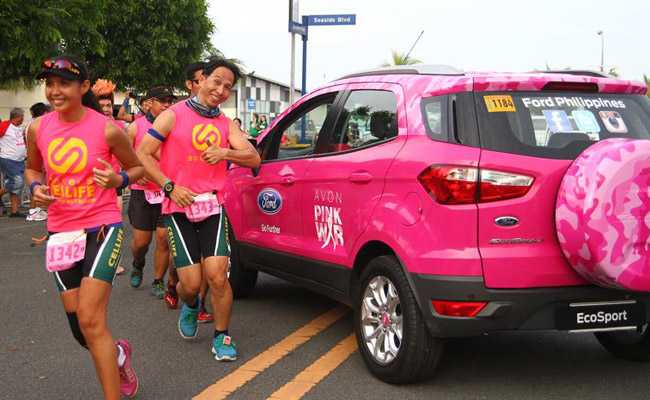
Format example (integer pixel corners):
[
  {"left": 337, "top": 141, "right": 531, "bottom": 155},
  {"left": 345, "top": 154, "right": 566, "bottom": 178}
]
[
  {"left": 47, "top": 138, "right": 88, "bottom": 174},
  {"left": 192, "top": 124, "right": 221, "bottom": 151}
]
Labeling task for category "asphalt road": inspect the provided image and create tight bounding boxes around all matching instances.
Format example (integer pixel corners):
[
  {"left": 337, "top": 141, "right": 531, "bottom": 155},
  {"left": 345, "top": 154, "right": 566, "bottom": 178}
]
[{"left": 2, "top": 209, "right": 650, "bottom": 400}]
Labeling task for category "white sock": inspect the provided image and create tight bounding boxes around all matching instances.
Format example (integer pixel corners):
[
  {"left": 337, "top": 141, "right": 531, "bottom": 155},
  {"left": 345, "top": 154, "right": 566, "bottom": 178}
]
[{"left": 117, "top": 344, "right": 126, "bottom": 367}]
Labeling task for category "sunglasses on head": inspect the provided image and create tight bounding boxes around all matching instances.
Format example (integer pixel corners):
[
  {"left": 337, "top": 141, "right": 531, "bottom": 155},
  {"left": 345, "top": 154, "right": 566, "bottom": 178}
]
[{"left": 41, "top": 59, "right": 85, "bottom": 78}]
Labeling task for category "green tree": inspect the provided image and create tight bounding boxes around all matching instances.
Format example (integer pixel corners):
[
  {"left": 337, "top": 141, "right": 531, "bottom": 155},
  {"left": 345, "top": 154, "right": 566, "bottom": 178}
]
[
  {"left": 87, "top": 0, "right": 214, "bottom": 91},
  {"left": 0, "top": 0, "right": 215, "bottom": 91},
  {"left": 644, "top": 74, "right": 650, "bottom": 99},
  {"left": 0, "top": 0, "right": 106, "bottom": 88},
  {"left": 380, "top": 50, "right": 421, "bottom": 67}
]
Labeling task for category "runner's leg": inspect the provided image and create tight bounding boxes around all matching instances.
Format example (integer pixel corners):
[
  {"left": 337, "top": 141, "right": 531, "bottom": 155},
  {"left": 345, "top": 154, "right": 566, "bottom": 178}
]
[{"left": 77, "top": 278, "right": 120, "bottom": 400}]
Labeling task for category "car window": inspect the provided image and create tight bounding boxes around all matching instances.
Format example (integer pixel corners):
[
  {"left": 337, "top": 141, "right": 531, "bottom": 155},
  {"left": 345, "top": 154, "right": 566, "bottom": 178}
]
[
  {"left": 475, "top": 92, "right": 650, "bottom": 159},
  {"left": 421, "top": 95, "right": 448, "bottom": 140},
  {"left": 275, "top": 100, "right": 334, "bottom": 160},
  {"left": 326, "top": 90, "right": 398, "bottom": 154}
]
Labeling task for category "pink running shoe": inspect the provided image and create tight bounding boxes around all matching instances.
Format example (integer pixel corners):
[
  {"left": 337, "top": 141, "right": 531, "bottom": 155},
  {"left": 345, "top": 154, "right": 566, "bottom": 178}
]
[{"left": 116, "top": 340, "right": 138, "bottom": 398}]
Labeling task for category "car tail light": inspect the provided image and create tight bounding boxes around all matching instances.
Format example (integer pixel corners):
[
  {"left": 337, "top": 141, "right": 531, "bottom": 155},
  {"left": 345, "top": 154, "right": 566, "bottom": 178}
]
[
  {"left": 418, "top": 166, "right": 478, "bottom": 204},
  {"left": 542, "top": 82, "right": 599, "bottom": 92},
  {"left": 432, "top": 300, "right": 487, "bottom": 317},
  {"left": 418, "top": 165, "right": 534, "bottom": 204},
  {"left": 479, "top": 170, "right": 534, "bottom": 202}
]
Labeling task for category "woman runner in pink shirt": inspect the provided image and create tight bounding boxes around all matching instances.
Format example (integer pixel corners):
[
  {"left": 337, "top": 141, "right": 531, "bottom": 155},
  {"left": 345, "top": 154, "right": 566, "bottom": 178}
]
[{"left": 25, "top": 54, "right": 144, "bottom": 399}]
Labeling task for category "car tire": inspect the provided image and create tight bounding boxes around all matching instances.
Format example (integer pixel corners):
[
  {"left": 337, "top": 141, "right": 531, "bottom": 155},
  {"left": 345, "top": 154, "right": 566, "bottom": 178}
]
[
  {"left": 595, "top": 325, "right": 650, "bottom": 362},
  {"left": 227, "top": 222, "right": 258, "bottom": 299},
  {"left": 354, "top": 255, "right": 442, "bottom": 384}
]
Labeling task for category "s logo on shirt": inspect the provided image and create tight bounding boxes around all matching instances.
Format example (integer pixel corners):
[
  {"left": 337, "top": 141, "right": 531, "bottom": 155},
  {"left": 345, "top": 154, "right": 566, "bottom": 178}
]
[
  {"left": 192, "top": 123, "right": 221, "bottom": 151},
  {"left": 47, "top": 138, "right": 88, "bottom": 174}
]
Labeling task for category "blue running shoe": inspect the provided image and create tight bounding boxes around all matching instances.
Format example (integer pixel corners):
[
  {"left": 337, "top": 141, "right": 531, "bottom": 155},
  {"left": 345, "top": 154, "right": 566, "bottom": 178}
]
[
  {"left": 212, "top": 334, "right": 237, "bottom": 361},
  {"left": 178, "top": 303, "right": 199, "bottom": 339},
  {"left": 151, "top": 280, "right": 165, "bottom": 298},
  {"left": 129, "top": 260, "right": 144, "bottom": 288}
]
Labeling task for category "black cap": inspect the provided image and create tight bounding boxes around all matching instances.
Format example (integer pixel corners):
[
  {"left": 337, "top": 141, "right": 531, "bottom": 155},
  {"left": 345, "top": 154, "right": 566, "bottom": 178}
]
[
  {"left": 146, "top": 85, "right": 177, "bottom": 100},
  {"left": 36, "top": 57, "right": 88, "bottom": 81}
]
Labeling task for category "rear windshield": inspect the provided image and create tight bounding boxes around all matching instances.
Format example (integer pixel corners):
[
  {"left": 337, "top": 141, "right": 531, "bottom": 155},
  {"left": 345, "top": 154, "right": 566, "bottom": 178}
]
[{"left": 475, "top": 92, "right": 650, "bottom": 159}]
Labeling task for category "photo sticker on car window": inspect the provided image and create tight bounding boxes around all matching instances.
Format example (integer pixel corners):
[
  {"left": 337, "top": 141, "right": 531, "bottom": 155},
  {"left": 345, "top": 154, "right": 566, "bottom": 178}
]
[
  {"left": 542, "top": 110, "right": 573, "bottom": 132},
  {"left": 484, "top": 95, "right": 516, "bottom": 112},
  {"left": 599, "top": 111, "right": 628, "bottom": 134},
  {"left": 571, "top": 110, "right": 601, "bottom": 133}
]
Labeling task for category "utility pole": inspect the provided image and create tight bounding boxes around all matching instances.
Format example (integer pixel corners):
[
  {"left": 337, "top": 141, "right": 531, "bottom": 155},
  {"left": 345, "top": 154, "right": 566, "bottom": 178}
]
[{"left": 597, "top": 30, "right": 604, "bottom": 72}]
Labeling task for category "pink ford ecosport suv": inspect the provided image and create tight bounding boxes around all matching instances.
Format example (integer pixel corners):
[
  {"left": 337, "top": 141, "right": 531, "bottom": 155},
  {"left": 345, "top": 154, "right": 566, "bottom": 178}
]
[{"left": 223, "top": 65, "right": 650, "bottom": 383}]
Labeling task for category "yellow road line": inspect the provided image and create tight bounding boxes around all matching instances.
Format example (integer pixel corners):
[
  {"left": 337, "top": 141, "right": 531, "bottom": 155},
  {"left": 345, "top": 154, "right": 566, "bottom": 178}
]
[
  {"left": 193, "top": 304, "right": 350, "bottom": 400},
  {"left": 268, "top": 333, "right": 358, "bottom": 400}
]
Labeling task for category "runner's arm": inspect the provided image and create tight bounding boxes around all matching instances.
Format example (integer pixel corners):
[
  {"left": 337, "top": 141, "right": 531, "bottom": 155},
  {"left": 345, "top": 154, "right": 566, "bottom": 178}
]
[
  {"left": 138, "top": 110, "right": 196, "bottom": 207},
  {"left": 201, "top": 119, "right": 261, "bottom": 168},
  {"left": 97, "top": 121, "right": 144, "bottom": 189},
  {"left": 25, "top": 118, "right": 57, "bottom": 206}
]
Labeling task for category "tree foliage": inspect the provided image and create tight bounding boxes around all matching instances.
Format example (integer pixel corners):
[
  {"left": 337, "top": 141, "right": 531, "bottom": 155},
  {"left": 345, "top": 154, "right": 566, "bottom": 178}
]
[
  {"left": 644, "top": 74, "right": 650, "bottom": 99},
  {"left": 380, "top": 50, "right": 421, "bottom": 67},
  {"left": 0, "top": 0, "right": 106, "bottom": 88},
  {"left": 0, "top": 0, "right": 215, "bottom": 91}
]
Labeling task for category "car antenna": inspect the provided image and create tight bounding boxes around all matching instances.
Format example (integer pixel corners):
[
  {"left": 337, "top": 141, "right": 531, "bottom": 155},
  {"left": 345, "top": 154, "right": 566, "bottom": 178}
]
[{"left": 404, "top": 30, "right": 425, "bottom": 63}]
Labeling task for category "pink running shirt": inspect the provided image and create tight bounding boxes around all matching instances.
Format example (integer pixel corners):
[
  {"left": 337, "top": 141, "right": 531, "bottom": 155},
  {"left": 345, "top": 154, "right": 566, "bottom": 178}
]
[
  {"left": 37, "top": 107, "right": 122, "bottom": 232},
  {"left": 130, "top": 116, "right": 160, "bottom": 191},
  {"left": 159, "top": 102, "right": 229, "bottom": 215}
]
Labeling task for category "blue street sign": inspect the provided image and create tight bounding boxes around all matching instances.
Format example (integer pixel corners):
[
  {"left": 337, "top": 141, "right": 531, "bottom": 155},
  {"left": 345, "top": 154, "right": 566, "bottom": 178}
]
[
  {"left": 247, "top": 98, "right": 255, "bottom": 110},
  {"left": 289, "top": 21, "right": 307, "bottom": 36},
  {"left": 308, "top": 14, "right": 356, "bottom": 26}
]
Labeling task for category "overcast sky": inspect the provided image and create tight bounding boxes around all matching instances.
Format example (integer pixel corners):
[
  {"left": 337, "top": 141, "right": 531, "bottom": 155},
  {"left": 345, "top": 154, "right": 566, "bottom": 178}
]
[{"left": 209, "top": 0, "right": 650, "bottom": 91}]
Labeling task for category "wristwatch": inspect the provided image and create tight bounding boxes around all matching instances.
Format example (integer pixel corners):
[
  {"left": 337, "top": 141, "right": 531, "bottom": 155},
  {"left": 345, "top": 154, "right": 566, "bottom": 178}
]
[{"left": 163, "top": 179, "right": 175, "bottom": 198}]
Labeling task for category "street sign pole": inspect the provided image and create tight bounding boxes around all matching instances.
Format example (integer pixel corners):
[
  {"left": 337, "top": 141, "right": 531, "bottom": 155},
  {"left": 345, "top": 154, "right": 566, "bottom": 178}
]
[{"left": 300, "top": 15, "right": 309, "bottom": 144}]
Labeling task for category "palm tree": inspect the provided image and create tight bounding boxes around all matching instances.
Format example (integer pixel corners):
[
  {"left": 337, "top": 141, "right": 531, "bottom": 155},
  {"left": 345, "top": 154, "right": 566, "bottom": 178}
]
[
  {"left": 380, "top": 50, "right": 421, "bottom": 67},
  {"left": 203, "top": 46, "right": 247, "bottom": 73}
]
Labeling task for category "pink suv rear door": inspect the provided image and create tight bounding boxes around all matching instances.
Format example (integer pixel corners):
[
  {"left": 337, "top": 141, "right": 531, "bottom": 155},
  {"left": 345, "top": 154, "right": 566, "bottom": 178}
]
[
  {"left": 228, "top": 87, "right": 344, "bottom": 259},
  {"left": 300, "top": 84, "right": 406, "bottom": 273}
]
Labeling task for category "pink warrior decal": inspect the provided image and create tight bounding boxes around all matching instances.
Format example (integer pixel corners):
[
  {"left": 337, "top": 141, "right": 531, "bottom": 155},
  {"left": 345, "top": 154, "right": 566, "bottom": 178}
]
[{"left": 556, "top": 138, "right": 650, "bottom": 292}]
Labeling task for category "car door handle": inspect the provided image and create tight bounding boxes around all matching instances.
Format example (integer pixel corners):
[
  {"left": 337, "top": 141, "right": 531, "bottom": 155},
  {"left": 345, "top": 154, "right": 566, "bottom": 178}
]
[
  {"left": 281, "top": 176, "right": 296, "bottom": 186},
  {"left": 349, "top": 172, "right": 372, "bottom": 184}
]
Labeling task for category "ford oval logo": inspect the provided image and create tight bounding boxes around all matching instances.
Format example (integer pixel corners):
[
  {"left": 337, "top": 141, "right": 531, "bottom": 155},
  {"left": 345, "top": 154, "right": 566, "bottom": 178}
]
[
  {"left": 495, "top": 216, "right": 519, "bottom": 227},
  {"left": 257, "top": 188, "right": 283, "bottom": 215}
]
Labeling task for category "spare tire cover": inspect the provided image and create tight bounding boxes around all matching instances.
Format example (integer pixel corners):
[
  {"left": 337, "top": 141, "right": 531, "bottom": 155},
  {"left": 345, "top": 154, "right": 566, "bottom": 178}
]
[{"left": 556, "top": 138, "right": 650, "bottom": 292}]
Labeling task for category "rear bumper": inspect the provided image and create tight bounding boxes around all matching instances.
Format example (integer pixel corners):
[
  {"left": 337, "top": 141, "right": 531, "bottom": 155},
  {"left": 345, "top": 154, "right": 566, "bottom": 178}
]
[{"left": 410, "top": 274, "right": 650, "bottom": 338}]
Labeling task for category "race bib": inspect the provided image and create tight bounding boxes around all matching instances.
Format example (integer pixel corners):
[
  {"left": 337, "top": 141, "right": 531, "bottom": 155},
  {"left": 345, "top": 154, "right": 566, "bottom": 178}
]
[
  {"left": 144, "top": 189, "right": 164, "bottom": 204},
  {"left": 185, "top": 192, "right": 220, "bottom": 223},
  {"left": 46, "top": 230, "right": 87, "bottom": 273}
]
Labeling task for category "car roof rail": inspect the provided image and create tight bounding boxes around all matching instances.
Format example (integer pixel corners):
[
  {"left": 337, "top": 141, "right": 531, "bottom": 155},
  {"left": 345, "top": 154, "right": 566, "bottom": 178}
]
[
  {"left": 539, "top": 70, "right": 615, "bottom": 78},
  {"left": 338, "top": 64, "right": 464, "bottom": 80}
]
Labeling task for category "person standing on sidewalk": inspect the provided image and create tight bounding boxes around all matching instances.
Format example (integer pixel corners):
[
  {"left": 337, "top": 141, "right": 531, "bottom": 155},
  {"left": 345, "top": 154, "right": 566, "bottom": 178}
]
[
  {"left": 127, "top": 84, "right": 175, "bottom": 298},
  {"left": 24, "top": 103, "right": 49, "bottom": 221},
  {"left": 137, "top": 58, "right": 260, "bottom": 361},
  {"left": 25, "top": 54, "right": 143, "bottom": 398},
  {"left": 0, "top": 107, "right": 27, "bottom": 217}
]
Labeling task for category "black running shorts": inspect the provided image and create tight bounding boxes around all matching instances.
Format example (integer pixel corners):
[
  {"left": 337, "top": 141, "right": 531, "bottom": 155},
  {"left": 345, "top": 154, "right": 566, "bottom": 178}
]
[
  {"left": 164, "top": 210, "right": 230, "bottom": 268},
  {"left": 52, "top": 224, "right": 124, "bottom": 292},
  {"left": 128, "top": 189, "right": 165, "bottom": 232}
]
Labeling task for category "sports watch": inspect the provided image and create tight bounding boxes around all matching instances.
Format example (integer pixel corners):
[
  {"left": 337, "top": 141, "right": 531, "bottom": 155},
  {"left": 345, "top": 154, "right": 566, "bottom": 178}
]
[{"left": 163, "top": 179, "right": 175, "bottom": 198}]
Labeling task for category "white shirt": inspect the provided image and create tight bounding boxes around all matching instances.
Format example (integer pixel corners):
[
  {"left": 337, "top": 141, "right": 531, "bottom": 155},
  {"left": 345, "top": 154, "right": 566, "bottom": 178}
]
[{"left": 0, "top": 121, "right": 27, "bottom": 161}]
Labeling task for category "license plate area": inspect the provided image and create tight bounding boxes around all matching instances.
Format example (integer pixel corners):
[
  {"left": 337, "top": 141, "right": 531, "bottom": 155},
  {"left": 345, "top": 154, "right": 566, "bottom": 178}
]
[{"left": 556, "top": 300, "right": 646, "bottom": 333}]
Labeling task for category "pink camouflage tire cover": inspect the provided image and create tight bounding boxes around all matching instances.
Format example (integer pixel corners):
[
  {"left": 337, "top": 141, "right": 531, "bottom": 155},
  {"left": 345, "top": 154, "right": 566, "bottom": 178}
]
[{"left": 556, "top": 138, "right": 650, "bottom": 292}]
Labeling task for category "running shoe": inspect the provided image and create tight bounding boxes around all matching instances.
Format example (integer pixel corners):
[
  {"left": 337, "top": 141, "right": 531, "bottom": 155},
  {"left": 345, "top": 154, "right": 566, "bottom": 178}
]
[
  {"left": 26, "top": 208, "right": 47, "bottom": 221},
  {"left": 129, "top": 260, "right": 144, "bottom": 288},
  {"left": 165, "top": 282, "right": 178, "bottom": 309},
  {"left": 178, "top": 302, "right": 199, "bottom": 339},
  {"left": 198, "top": 304, "right": 214, "bottom": 324},
  {"left": 212, "top": 334, "right": 237, "bottom": 361},
  {"left": 151, "top": 280, "right": 165, "bottom": 298},
  {"left": 9, "top": 212, "right": 26, "bottom": 218},
  {"left": 116, "top": 339, "right": 138, "bottom": 398}
]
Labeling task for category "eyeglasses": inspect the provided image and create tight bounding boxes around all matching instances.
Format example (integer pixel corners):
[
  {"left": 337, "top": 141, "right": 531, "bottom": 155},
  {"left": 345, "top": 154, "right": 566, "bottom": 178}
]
[
  {"left": 153, "top": 98, "right": 174, "bottom": 105},
  {"left": 41, "top": 59, "right": 85, "bottom": 78}
]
